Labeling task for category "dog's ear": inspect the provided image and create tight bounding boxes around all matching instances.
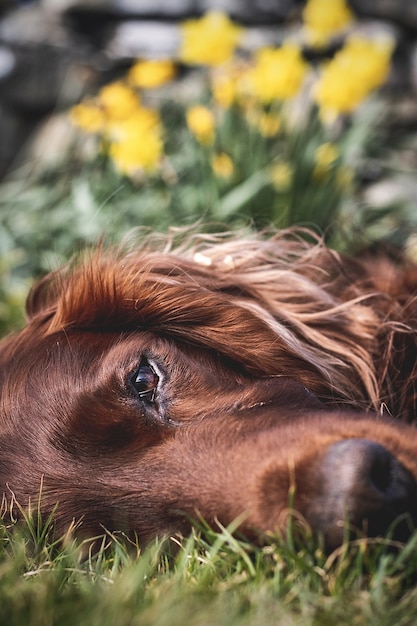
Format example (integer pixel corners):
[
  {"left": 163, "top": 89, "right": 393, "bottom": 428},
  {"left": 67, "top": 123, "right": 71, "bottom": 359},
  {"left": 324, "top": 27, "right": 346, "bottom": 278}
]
[{"left": 25, "top": 269, "right": 62, "bottom": 321}]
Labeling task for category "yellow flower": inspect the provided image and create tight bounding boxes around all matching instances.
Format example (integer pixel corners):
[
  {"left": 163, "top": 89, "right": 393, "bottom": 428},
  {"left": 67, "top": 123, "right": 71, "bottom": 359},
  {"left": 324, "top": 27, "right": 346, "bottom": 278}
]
[
  {"left": 336, "top": 165, "right": 354, "bottom": 190},
  {"left": 180, "top": 11, "right": 243, "bottom": 66},
  {"left": 244, "top": 44, "right": 308, "bottom": 104},
  {"left": 70, "top": 101, "right": 106, "bottom": 133},
  {"left": 315, "top": 142, "right": 338, "bottom": 166},
  {"left": 98, "top": 81, "right": 140, "bottom": 120},
  {"left": 245, "top": 108, "right": 281, "bottom": 136},
  {"left": 186, "top": 105, "right": 215, "bottom": 144},
  {"left": 212, "top": 153, "right": 234, "bottom": 179},
  {"left": 211, "top": 71, "right": 237, "bottom": 108},
  {"left": 270, "top": 162, "right": 293, "bottom": 190},
  {"left": 128, "top": 59, "right": 176, "bottom": 89},
  {"left": 314, "top": 36, "right": 394, "bottom": 119},
  {"left": 108, "top": 109, "right": 163, "bottom": 174},
  {"left": 345, "top": 36, "right": 394, "bottom": 91},
  {"left": 70, "top": 81, "right": 141, "bottom": 133},
  {"left": 303, "top": 0, "right": 353, "bottom": 46},
  {"left": 210, "top": 59, "right": 250, "bottom": 108},
  {"left": 313, "top": 142, "right": 339, "bottom": 180},
  {"left": 107, "top": 107, "right": 160, "bottom": 138},
  {"left": 258, "top": 112, "right": 281, "bottom": 137}
]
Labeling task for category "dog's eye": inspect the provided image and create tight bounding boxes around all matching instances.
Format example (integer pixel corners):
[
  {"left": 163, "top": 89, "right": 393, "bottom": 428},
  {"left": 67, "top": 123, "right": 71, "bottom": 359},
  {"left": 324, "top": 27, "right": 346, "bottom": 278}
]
[{"left": 130, "top": 359, "right": 159, "bottom": 402}]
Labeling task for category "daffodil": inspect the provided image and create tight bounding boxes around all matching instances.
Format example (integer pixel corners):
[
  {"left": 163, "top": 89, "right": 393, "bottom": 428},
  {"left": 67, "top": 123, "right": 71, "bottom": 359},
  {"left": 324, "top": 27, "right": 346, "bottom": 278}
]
[
  {"left": 314, "top": 36, "right": 394, "bottom": 120},
  {"left": 186, "top": 105, "right": 215, "bottom": 145},
  {"left": 180, "top": 11, "right": 243, "bottom": 66},
  {"left": 243, "top": 44, "right": 308, "bottom": 104},
  {"left": 211, "top": 71, "right": 237, "bottom": 108},
  {"left": 303, "top": 0, "right": 353, "bottom": 46},
  {"left": 212, "top": 153, "right": 234, "bottom": 179},
  {"left": 128, "top": 59, "right": 176, "bottom": 89},
  {"left": 245, "top": 107, "right": 281, "bottom": 137},
  {"left": 70, "top": 82, "right": 141, "bottom": 132},
  {"left": 70, "top": 79, "right": 162, "bottom": 175},
  {"left": 313, "top": 142, "right": 339, "bottom": 179},
  {"left": 336, "top": 165, "right": 354, "bottom": 190},
  {"left": 108, "top": 109, "right": 163, "bottom": 174},
  {"left": 345, "top": 36, "right": 394, "bottom": 91},
  {"left": 70, "top": 101, "right": 106, "bottom": 133},
  {"left": 98, "top": 82, "right": 140, "bottom": 120},
  {"left": 210, "top": 59, "right": 250, "bottom": 108},
  {"left": 258, "top": 112, "right": 281, "bottom": 137},
  {"left": 270, "top": 162, "right": 293, "bottom": 190},
  {"left": 107, "top": 107, "right": 160, "bottom": 138}
]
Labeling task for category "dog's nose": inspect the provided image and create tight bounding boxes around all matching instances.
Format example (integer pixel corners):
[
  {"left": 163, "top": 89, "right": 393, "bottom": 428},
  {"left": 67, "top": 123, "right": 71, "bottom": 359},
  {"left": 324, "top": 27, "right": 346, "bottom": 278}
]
[{"left": 305, "top": 438, "right": 417, "bottom": 550}]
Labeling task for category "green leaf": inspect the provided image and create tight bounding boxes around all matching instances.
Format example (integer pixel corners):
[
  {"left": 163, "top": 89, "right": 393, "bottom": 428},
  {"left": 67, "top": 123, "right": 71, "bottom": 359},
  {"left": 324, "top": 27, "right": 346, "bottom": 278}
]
[{"left": 214, "top": 169, "right": 270, "bottom": 219}]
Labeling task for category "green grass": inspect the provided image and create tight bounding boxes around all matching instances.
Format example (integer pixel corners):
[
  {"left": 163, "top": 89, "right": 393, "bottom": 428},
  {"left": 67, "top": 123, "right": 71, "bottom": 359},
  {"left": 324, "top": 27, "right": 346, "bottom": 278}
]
[{"left": 2, "top": 512, "right": 417, "bottom": 626}]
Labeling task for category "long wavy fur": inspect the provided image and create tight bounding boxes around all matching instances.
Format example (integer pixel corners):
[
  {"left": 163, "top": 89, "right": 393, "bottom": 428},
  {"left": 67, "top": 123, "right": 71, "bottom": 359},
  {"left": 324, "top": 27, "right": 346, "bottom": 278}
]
[{"left": 23, "top": 228, "right": 417, "bottom": 420}]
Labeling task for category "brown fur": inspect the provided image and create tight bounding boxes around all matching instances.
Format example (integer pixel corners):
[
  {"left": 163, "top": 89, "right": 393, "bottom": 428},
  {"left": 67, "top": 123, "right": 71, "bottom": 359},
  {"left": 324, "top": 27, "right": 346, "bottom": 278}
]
[{"left": 0, "top": 228, "right": 417, "bottom": 548}]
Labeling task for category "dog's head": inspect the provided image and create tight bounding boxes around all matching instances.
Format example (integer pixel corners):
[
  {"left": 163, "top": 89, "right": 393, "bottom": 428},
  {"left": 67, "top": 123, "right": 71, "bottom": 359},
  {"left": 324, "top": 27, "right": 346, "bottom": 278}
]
[{"left": 0, "top": 231, "right": 416, "bottom": 550}]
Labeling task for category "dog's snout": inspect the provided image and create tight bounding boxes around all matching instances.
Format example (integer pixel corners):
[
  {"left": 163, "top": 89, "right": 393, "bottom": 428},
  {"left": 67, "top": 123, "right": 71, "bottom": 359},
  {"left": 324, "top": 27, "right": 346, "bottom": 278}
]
[{"left": 305, "top": 438, "right": 417, "bottom": 550}]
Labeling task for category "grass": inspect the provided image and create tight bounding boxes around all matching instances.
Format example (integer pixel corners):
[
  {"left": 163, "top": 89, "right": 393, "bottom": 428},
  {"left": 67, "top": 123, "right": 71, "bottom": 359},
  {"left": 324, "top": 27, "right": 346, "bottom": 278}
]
[{"left": 2, "top": 511, "right": 417, "bottom": 626}]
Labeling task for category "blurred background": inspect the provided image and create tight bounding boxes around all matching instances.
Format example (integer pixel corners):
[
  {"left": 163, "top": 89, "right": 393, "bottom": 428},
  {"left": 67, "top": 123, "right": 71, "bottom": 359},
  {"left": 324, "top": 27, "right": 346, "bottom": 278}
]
[{"left": 1, "top": 0, "right": 417, "bottom": 334}]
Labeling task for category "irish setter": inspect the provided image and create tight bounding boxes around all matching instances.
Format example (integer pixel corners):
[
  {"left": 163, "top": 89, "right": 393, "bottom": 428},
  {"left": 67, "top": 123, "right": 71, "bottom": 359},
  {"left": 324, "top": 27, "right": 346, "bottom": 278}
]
[{"left": 0, "top": 229, "right": 417, "bottom": 551}]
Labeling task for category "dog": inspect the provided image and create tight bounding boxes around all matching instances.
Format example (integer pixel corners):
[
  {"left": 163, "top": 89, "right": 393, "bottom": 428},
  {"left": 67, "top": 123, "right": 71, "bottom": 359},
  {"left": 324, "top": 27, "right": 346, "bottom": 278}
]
[{"left": 0, "top": 228, "right": 417, "bottom": 551}]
